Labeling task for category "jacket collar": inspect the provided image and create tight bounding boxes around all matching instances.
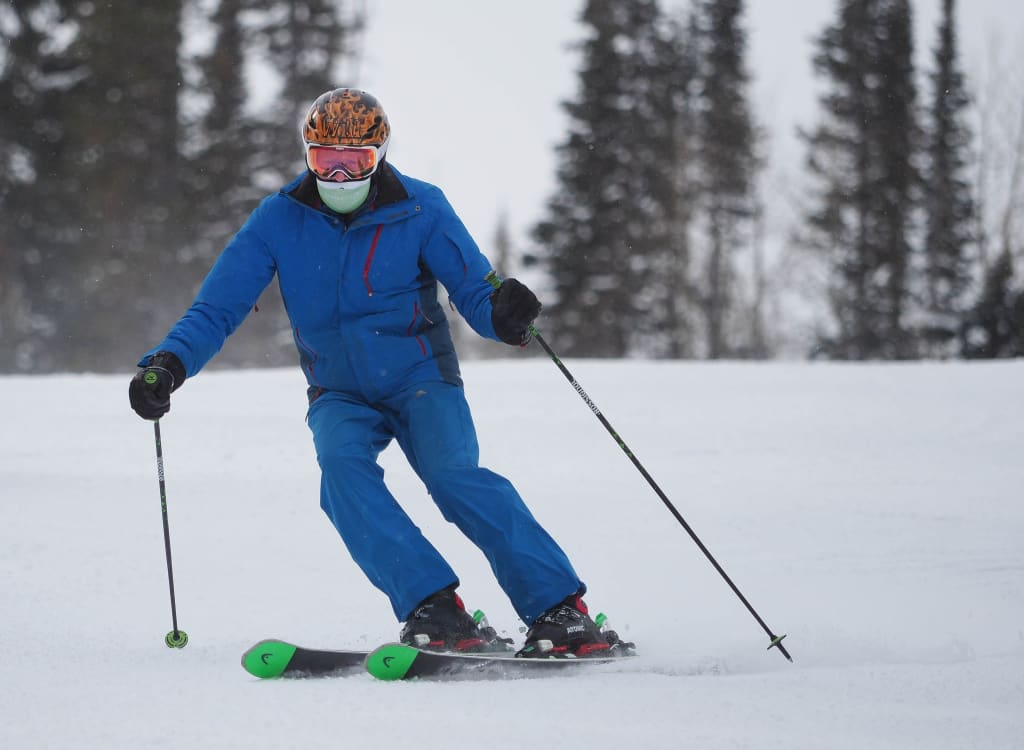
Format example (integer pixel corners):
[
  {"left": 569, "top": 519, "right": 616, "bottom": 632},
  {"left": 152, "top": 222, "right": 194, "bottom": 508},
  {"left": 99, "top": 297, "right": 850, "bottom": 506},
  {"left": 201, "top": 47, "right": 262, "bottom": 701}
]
[{"left": 286, "top": 162, "right": 409, "bottom": 222}]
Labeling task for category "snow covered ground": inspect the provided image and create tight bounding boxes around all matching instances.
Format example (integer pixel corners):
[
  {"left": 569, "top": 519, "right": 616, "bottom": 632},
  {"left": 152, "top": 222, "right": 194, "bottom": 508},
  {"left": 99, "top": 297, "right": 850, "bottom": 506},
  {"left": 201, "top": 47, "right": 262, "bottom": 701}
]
[{"left": 2, "top": 358, "right": 1022, "bottom": 749}]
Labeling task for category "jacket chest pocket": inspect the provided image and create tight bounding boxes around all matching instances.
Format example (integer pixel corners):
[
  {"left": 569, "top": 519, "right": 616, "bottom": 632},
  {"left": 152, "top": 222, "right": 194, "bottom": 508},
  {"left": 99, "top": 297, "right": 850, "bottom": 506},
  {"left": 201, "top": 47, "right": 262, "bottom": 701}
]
[{"left": 354, "top": 224, "right": 426, "bottom": 301}]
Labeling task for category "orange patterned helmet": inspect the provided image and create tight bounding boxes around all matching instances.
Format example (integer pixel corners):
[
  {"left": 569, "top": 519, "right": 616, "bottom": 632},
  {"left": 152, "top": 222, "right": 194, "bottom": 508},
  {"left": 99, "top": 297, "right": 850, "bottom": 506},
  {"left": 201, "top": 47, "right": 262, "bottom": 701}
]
[{"left": 301, "top": 88, "right": 390, "bottom": 152}]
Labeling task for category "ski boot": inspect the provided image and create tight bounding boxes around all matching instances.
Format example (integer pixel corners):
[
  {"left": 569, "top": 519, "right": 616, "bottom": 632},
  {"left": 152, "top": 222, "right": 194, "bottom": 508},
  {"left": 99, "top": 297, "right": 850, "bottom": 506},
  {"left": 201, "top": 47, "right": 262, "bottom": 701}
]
[
  {"left": 400, "top": 586, "right": 513, "bottom": 653},
  {"left": 517, "top": 592, "right": 635, "bottom": 658}
]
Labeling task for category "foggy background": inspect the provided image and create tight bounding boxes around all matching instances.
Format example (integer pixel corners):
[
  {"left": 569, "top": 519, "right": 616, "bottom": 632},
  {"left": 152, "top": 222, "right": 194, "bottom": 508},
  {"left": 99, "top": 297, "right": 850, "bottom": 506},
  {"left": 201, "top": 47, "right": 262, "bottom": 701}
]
[{"left": 2, "top": 0, "right": 1023, "bottom": 373}]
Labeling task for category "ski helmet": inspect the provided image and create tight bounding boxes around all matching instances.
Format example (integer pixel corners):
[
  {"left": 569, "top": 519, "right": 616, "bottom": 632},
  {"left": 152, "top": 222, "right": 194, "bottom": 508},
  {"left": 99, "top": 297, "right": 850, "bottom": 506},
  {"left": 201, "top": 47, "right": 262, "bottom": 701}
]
[{"left": 301, "top": 88, "right": 390, "bottom": 154}]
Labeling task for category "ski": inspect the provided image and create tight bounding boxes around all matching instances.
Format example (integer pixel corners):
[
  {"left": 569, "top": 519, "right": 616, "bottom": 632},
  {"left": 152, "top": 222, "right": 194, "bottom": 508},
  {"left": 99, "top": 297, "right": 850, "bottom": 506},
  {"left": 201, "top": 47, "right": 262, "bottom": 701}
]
[
  {"left": 364, "top": 642, "right": 632, "bottom": 681},
  {"left": 241, "top": 639, "right": 369, "bottom": 679},
  {"left": 242, "top": 639, "right": 635, "bottom": 680}
]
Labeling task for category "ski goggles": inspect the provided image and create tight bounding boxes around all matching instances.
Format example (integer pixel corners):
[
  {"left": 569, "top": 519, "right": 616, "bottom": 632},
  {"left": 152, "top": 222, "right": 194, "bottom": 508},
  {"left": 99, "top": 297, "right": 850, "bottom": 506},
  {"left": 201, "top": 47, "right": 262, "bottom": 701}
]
[{"left": 305, "top": 143, "right": 383, "bottom": 182}]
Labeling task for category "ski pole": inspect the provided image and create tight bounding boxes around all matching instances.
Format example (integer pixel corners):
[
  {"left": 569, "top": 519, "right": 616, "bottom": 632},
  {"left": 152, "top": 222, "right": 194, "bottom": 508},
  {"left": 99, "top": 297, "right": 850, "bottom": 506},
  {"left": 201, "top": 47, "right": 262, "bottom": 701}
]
[
  {"left": 486, "top": 272, "right": 791, "bottom": 662},
  {"left": 151, "top": 419, "right": 189, "bottom": 649}
]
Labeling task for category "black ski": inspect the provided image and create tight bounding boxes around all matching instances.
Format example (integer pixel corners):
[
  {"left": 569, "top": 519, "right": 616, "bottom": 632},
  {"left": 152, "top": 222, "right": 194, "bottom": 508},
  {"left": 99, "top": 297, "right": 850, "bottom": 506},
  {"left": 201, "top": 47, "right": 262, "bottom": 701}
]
[{"left": 364, "top": 642, "right": 632, "bottom": 681}]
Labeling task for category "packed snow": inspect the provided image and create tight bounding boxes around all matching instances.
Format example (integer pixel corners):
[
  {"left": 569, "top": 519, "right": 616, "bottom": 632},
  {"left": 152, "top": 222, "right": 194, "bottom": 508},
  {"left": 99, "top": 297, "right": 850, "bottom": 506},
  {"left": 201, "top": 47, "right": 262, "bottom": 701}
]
[{"left": 2, "top": 358, "right": 1022, "bottom": 749}]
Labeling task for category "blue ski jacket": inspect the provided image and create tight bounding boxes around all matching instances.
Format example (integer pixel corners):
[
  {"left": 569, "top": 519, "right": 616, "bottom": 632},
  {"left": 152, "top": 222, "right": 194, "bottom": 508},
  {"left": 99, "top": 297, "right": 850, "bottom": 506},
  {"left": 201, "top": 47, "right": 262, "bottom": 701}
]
[{"left": 141, "top": 165, "right": 502, "bottom": 402}]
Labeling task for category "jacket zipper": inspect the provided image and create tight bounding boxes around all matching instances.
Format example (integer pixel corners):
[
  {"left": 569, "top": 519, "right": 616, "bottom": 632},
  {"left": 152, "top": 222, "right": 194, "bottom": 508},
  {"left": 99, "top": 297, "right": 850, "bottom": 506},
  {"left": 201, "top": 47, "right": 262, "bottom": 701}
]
[
  {"left": 406, "top": 303, "right": 427, "bottom": 356},
  {"left": 293, "top": 327, "right": 321, "bottom": 385},
  {"left": 362, "top": 224, "right": 384, "bottom": 296}
]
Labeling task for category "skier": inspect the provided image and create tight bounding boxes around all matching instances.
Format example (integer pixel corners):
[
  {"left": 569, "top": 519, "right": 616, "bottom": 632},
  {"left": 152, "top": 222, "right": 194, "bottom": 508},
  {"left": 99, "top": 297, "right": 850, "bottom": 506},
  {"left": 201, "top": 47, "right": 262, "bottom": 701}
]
[{"left": 129, "top": 88, "right": 630, "bottom": 658}]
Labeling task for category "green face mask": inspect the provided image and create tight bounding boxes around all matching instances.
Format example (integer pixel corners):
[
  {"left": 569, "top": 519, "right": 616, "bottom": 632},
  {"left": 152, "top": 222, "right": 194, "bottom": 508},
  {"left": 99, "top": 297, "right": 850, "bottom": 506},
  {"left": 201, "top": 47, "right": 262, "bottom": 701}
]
[{"left": 317, "top": 179, "right": 371, "bottom": 214}]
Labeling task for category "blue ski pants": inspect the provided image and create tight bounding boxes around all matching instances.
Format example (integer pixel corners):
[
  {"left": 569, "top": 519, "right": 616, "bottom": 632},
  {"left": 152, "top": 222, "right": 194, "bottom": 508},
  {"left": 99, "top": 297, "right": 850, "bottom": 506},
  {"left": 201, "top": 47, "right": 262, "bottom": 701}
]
[{"left": 307, "top": 381, "right": 583, "bottom": 624}]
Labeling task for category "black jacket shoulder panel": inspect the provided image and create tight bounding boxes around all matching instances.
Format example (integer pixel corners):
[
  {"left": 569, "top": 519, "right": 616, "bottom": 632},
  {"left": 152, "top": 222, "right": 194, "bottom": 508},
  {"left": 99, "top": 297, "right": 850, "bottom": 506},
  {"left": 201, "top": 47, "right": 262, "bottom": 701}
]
[{"left": 288, "top": 163, "right": 409, "bottom": 214}]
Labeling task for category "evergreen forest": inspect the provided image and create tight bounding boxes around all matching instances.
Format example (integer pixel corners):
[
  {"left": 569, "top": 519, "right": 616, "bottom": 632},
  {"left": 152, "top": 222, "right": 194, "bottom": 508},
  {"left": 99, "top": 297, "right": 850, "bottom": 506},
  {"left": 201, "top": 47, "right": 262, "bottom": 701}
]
[{"left": 2, "top": 0, "right": 1022, "bottom": 373}]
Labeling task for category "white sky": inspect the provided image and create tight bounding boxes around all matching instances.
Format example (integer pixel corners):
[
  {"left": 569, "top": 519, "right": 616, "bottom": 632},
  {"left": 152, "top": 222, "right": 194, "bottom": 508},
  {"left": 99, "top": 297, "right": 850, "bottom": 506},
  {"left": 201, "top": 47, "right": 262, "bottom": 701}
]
[{"left": 354, "top": 0, "right": 1024, "bottom": 256}]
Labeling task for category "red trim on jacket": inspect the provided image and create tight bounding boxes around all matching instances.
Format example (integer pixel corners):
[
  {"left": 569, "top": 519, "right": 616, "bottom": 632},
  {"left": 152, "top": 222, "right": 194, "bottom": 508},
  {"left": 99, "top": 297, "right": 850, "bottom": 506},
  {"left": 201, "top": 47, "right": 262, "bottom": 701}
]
[{"left": 362, "top": 225, "right": 384, "bottom": 296}]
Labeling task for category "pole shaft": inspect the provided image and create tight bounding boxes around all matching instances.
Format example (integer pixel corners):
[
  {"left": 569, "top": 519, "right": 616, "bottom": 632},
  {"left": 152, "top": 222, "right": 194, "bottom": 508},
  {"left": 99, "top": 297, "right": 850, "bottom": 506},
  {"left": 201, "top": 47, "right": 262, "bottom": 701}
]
[
  {"left": 485, "top": 272, "right": 790, "bottom": 660},
  {"left": 533, "top": 331, "right": 789, "bottom": 659},
  {"left": 153, "top": 420, "right": 180, "bottom": 636}
]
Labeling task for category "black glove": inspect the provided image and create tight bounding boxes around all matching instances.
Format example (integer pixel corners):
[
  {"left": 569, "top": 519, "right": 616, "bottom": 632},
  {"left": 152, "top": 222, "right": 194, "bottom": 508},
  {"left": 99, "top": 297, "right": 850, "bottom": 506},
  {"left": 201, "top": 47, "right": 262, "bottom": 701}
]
[
  {"left": 490, "top": 277, "right": 542, "bottom": 346},
  {"left": 129, "top": 351, "right": 186, "bottom": 420}
]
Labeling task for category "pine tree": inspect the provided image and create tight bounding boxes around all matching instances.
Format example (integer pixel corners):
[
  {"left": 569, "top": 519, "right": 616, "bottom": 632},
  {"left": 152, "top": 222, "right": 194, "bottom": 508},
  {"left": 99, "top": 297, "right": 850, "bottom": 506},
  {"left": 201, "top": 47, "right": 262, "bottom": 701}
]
[
  {"left": 491, "top": 209, "right": 513, "bottom": 276},
  {"left": 802, "top": 0, "right": 920, "bottom": 359},
  {"left": 692, "top": 0, "right": 758, "bottom": 359},
  {"left": 920, "top": 0, "right": 975, "bottom": 358},
  {"left": 0, "top": 0, "right": 86, "bottom": 372},
  {"left": 249, "top": 1, "right": 359, "bottom": 187},
  {"left": 179, "top": 0, "right": 286, "bottom": 368},
  {"left": 1, "top": 0, "right": 363, "bottom": 372},
  {"left": 641, "top": 9, "right": 701, "bottom": 359},
  {"left": 534, "top": 0, "right": 695, "bottom": 357},
  {"left": 64, "top": 1, "right": 186, "bottom": 368},
  {"left": 191, "top": 0, "right": 252, "bottom": 228},
  {"left": 465, "top": 211, "right": 518, "bottom": 360},
  {"left": 961, "top": 249, "right": 1024, "bottom": 357},
  {"left": 0, "top": 1, "right": 185, "bottom": 371}
]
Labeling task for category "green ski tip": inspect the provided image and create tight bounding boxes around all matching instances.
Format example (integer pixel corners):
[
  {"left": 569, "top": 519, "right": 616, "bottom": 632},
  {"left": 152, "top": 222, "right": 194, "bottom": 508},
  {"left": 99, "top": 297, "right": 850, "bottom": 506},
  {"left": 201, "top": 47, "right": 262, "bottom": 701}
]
[
  {"left": 365, "top": 643, "right": 420, "bottom": 681},
  {"left": 242, "top": 639, "right": 297, "bottom": 679}
]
